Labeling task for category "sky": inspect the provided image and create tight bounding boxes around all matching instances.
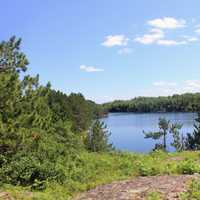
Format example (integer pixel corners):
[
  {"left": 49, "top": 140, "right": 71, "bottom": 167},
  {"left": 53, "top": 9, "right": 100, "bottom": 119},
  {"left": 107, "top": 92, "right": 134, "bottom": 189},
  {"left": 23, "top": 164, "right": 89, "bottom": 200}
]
[{"left": 1, "top": 0, "right": 200, "bottom": 103}]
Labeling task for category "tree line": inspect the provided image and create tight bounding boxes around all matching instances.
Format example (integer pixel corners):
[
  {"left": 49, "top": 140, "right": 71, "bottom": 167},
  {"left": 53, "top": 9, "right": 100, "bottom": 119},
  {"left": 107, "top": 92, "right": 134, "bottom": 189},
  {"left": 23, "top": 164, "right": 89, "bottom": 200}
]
[{"left": 104, "top": 94, "right": 200, "bottom": 113}]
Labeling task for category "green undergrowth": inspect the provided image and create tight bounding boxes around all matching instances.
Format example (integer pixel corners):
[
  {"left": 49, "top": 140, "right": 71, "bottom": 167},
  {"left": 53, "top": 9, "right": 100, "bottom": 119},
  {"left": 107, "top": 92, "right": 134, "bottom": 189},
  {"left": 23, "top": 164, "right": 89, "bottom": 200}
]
[
  {"left": 180, "top": 179, "right": 200, "bottom": 199},
  {"left": 1, "top": 150, "right": 200, "bottom": 200},
  {"left": 146, "top": 191, "right": 162, "bottom": 200}
]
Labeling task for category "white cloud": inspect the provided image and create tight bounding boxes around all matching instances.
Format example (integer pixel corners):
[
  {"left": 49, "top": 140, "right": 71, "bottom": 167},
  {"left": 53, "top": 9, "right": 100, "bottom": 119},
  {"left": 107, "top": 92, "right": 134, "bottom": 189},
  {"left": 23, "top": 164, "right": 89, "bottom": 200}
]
[
  {"left": 187, "top": 37, "right": 199, "bottom": 42},
  {"left": 157, "top": 39, "right": 187, "bottom": 46},
  {"left": 184, "top": 80, "right": 200, "bottom": 90},
  {"left": 153, "top": 81, "right": 177, "bottom": 87},
  {"left": 134, "top": 29, "right": 189, "bottom": 46},
  {"left": 145, "top": 80, "right": 200, "bottom": 97},
  {"left": 134, "top": 29, "right": 164, "bottom": 44},
  {"left": 80, "top": 65, "right": 104, "bottom": 72},
  {"left": 88, "top": 95, "right": 134, "bottom": 103},
  {"left": 118, "top": 48, "right": 133, "bottom": 54},
  {"left": 148, "top": 17, "right": 186, "bottom": 29},
  {"left": 102, "top": 35, "right": 129, "bottom": 47},
  {"left": 135, "top": 18, "right": 199, "bottom": 46}
]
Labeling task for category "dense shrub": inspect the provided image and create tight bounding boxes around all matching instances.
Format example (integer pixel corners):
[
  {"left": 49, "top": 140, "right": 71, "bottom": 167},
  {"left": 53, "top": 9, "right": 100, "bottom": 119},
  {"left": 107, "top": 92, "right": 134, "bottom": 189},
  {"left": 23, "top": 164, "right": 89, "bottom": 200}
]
[
  {"left": 0, "top": 155, "right": 65, "bottom": 187},
  {"left": 177, "top": 159, "right": 200, "bottom": 174}
]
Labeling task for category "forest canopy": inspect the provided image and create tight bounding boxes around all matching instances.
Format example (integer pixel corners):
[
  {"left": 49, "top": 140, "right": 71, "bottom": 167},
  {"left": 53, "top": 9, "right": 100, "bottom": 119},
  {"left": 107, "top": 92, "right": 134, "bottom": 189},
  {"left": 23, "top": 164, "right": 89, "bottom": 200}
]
[{"left": 104, "top": 93, "right": 200, "bottom": 113}]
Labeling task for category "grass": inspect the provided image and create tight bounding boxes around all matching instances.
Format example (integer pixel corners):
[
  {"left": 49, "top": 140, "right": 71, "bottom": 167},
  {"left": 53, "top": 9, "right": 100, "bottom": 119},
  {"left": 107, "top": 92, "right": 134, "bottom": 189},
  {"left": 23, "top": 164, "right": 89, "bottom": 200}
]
[{"left": 1, "top": 150, "right": 200, "bottom": 200}]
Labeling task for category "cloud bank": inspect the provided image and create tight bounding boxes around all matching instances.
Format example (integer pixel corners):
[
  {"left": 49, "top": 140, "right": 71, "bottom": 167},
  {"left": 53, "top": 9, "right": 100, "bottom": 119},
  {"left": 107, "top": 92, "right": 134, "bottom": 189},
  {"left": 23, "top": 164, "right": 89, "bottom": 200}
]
[{"left": 147, "top": 17, "right": 186, "bottom": 29}]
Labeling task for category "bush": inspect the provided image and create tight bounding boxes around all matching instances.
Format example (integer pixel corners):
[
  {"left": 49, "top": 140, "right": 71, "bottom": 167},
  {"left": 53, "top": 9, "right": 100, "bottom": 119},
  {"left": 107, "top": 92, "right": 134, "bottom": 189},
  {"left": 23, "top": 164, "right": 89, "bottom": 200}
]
[
  {"left": 0, "top": 155, "right": 65, "bottom": 187},
  {"left": 137, "top": 162, "right": 160, "bottom": 176},
  {"left": 177, "top": 159, "right": 200, "bottom": 174}
]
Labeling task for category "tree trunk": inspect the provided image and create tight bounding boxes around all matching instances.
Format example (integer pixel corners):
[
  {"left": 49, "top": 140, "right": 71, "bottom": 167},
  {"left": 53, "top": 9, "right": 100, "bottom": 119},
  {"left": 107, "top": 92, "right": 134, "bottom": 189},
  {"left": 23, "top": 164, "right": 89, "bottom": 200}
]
[{"left": 163, "top": 131, "right": 167, "bottom": 151}]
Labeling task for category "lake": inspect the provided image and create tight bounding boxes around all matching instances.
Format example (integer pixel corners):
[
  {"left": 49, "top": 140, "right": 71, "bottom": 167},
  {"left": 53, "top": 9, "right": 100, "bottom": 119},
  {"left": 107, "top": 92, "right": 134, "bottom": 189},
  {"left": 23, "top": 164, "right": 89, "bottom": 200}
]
[{"left": 102, "top": 112, "right": 197, "bottom": 153}]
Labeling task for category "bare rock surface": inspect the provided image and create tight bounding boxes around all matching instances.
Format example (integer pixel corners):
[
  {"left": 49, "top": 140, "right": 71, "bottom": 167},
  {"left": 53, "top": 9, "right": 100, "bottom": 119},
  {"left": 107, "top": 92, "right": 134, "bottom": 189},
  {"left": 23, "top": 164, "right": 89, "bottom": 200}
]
[
  {"left": 0, "top": 192, "right": 14, "bottom": 200},
  {"left": 74, "top": 175, "right": 199, "bottom": 200}
]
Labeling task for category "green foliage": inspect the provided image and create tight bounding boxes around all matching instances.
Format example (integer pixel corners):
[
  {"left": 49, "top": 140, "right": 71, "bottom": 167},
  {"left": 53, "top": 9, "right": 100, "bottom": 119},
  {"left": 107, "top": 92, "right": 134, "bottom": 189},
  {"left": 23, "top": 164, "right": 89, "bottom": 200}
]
[
  {"left": 1, "top": 151, "right": 200, "bottom": 200},
  {"left": 185, "top": 112, "right": 200, "bottom": 150},
  {"left": 0, "top": 154, "right": 65, "bottom": 187},
  {"left": 48, "top": 90, "right": 105, "bottom": 133},
  {"left": 146, "top": 191, "right": 161, "bottom": 200},
  {"left": 3, "top": 151, "right": 199, "bottom": 200},
  {"left": 144, "top": 118, "right": 183, "bottom": 151},
  {"left": 0, "top": 36, "right": 28, "bottom": 73},
  {"left": 170, "top": 123, "right": 185, "bottom": 151},
  {"left": 86, "top": 120, "right": 113, "bottom": 152},
  {"left": 144, "top": 117, "right": 170, "bottom": 150},
  {"left": 137, "top": 162, "right": 160, "bottom": 176},
  {"left": 66, "top": 93, "right": 93, "bottom": 132},
  {"left": 104, "top": 93, "right": 200, "bottom": 113},
  {"left": 177, "top": 159, "right": 200, "bottom": 174},
  {"left": 180, "top": 179, "right": 200, "bottom": 200},
  {"left": 0, "top": 37, "right": 104, "bottom": 189}
]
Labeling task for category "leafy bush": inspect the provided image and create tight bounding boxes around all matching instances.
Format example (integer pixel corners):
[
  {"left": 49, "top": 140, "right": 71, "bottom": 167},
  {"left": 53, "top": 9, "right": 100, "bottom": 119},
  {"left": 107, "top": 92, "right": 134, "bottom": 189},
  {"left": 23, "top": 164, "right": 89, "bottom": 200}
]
[
  {"left": 137, "top": 162, "right": 160, "bottom": 176},
  {"left": 0, "top": 156, "right": 65, "bottom": 187},
  {"left": 177, "top": 159, "right": 200, "bottom": 174}
]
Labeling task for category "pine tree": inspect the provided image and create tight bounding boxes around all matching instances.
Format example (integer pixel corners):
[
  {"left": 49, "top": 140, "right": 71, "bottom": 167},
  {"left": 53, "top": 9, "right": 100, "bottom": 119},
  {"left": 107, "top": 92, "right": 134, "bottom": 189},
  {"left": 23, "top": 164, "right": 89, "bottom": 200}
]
[
  {"left": 170, "top": 123, "right": 185, "bottom": 151},
  {"left": 185, "top": 113, "right": 200, "bottom": 150},
  {"left": 86, "top": 120, "right": 113, "bottom": 152},
  {"left": 144, "top": 117, "right": 170, "bottom": 151},
  {"left": 0, "top": 37, "right": 28, "bottom": 155},
  {"left": 144, "top": 117, "right": 184, "bottom": 151}
]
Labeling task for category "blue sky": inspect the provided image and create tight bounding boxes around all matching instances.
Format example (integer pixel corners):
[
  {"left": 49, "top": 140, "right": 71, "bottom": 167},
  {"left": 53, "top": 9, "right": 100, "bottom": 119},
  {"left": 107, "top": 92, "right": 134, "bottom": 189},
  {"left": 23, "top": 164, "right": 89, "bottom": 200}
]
[{"left": 1, "top": 0, "right": 200, "bottom": 103}]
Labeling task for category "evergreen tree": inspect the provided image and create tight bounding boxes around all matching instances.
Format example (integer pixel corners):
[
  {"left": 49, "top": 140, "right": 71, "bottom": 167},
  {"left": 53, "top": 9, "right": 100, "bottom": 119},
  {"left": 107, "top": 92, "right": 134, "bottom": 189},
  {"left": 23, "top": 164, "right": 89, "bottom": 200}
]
[
  {"left": 67, "top": 93, "right": 92, "bottom": 133},
  {"left": 170, "top": 123, "right": 185, "bottom": 152},
  {"left": 144, "top": 118, "right": 170, "bottom": 151},
  {"left": 0, "top": 37, "right": 28, "bottom": 156},
  {"left": 0, "top": 36, "right": 28, "bottom": 73},
  {"left": 185, "top": 113, "right": 200, "bottom": 150},
  {"left": 86, "top": 120, "right": 113, "bottom": 152},
  {"left": 144, "top": 118, "right": 183, "bottom": 151}
]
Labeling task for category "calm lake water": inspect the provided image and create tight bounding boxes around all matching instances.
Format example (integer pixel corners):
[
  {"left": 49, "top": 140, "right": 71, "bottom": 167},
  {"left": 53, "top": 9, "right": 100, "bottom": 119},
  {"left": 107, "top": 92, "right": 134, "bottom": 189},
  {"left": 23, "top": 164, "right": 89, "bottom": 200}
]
[{"left": 102, "top": 112, "right": 197, "bottom": 153}]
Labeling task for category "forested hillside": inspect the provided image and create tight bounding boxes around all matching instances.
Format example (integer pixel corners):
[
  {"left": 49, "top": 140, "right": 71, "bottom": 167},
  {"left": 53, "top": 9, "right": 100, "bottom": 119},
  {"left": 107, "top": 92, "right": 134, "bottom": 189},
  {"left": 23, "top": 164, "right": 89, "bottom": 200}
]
[
  {"left": 0, "top": 37, "right": 110, "bottom": 194},
  {"left": 104, "top": 94, "right": 200, "bottom": 113}
]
